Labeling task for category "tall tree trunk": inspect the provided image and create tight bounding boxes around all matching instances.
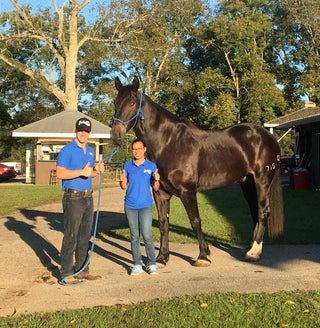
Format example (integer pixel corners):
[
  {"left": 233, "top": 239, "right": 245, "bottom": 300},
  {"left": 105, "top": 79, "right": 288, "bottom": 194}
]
[{"left": 64, "top": 10, "right": 79, "bottom": 110}]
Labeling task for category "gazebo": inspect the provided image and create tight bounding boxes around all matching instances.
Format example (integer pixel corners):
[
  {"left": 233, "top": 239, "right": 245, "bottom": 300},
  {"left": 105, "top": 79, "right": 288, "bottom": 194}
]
[{"left": 12, "top": 111, "right": 111, "bottom": 185}]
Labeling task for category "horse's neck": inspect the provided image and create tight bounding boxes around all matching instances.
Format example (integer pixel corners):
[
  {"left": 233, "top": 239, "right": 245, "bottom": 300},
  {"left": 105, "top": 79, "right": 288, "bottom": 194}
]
[
  {"left": 134, "top": 96, "right": 195, "bottom": 161},
  {"left": 133, "top": 98, "right": 174, "bottom": 159}
]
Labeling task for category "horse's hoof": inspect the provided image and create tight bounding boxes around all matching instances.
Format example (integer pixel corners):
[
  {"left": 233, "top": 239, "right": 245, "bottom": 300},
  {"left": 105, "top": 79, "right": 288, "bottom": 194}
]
[
  {"left": 156, "top": 261, "right": 166, "bottom": 269},
  {"left": 193, "top": 259, "right": 211, "bottom": 267},
  {"left": 243, "top": 253, "right": 260, "bottom": 262}
]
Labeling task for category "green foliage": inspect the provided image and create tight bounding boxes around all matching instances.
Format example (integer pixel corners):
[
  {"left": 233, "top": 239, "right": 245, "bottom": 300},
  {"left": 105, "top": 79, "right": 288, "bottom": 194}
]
[
  {"left": 203, "top": 93, "right": 237, "bottom": 128},
  {"left": 200, "top": 0, "right": 289, "bottom": 126},
  {"left": 1, "top": 0, "right": 320, "bottom": 164},
  {"left": 2, "top": 291, "right": 320, "bottom": 327},
  {"left": 268, "top": 0, "right": 320, "bottom": 104}
]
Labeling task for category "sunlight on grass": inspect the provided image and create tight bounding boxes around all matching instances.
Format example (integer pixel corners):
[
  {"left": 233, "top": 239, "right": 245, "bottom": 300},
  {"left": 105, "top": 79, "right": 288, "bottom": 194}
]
[
  {"left": 2, "top": 290, "right": 320, "bottom": 327},
  {"left": 109, "top": 184, "right": 320, "bottom": 245}
]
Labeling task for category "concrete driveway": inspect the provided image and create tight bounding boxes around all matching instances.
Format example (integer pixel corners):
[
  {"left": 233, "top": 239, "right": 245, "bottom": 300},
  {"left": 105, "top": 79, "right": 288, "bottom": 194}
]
[{"left": 1, "top": 187, "right": 320, "bottom": 318}]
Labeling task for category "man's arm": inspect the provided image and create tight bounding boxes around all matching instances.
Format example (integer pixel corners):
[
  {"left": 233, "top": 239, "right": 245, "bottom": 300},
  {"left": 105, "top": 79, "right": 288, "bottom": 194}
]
[{"left": 56, "top": 162, "right": 92, "bottom": 179}]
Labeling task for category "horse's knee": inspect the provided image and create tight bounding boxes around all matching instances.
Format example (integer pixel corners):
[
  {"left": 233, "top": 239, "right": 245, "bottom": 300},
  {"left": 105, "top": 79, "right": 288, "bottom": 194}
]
[{"left": 244, "top": 241, "right": 263, "bottom": 261}]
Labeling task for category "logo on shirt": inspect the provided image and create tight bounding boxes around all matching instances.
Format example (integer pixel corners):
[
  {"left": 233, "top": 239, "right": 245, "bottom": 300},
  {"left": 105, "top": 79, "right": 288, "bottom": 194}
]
[
  {"left": 89, "top": 152, "right": 94, "bottom": 156},
  {"left": 144, "top": 169, "right": 152, "bottom": 175}
]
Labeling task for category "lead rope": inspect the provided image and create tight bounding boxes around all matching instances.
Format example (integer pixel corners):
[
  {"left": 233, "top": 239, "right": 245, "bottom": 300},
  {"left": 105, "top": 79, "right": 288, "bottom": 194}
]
[{"left": 59, "top": 146, "right": 119, "bottom": 286}]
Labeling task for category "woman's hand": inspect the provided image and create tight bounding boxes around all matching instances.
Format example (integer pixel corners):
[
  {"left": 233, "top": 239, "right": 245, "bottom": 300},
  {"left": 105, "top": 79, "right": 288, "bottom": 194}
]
[
  {"left": 153, "top": 169, "right": 160, "bottom": 191},
  {"left": 119, "top": 169, "right": 128, "bottom": 189},
  {"left": 154, "top": 169, "right": 160, "bottom": 182}
]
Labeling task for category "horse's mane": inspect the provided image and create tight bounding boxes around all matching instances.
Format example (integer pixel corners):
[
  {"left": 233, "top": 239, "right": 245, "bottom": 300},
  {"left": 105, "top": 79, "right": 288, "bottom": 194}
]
[{"left": 143, "top": 93, "right": 196, "bottom": 128}]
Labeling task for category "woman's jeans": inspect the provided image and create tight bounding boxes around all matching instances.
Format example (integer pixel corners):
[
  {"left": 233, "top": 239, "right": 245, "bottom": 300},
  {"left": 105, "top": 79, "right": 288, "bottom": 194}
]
[
  {"left": 60, "top": 192, "right": 94, "bottom": 278},
  {"left": 125, "top": 206, "right": 156, "bottom": 266}
]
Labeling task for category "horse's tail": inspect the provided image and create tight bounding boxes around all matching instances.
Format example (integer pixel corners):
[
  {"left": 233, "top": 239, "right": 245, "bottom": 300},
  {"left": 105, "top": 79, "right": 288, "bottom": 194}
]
[{"left": 268, "top": 166, "right": 284, "bottom": 241}]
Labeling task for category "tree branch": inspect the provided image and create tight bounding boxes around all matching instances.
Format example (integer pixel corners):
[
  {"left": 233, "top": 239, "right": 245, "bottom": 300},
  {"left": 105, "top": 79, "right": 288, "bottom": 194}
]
[{"left": 0, "top": 52, "right": 66, "bottom": 105}]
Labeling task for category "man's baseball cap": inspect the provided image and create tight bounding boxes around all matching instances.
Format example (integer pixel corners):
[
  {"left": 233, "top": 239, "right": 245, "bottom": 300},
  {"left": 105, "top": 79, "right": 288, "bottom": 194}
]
[{"left": 75, "top": 117, "right": 92, "bottom": 132}]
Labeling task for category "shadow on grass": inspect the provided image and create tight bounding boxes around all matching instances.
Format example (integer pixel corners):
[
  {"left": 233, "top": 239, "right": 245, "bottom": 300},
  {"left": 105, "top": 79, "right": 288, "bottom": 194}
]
[
  {"left": 137, "top": 184, "right": 320, "bottom": 267},
  {"left": 4, "top": 185, "right": 320, "bottom": 277}
]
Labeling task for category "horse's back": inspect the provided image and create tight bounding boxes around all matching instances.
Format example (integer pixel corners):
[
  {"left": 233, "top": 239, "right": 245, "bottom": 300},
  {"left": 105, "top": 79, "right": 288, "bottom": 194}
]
[{"left": 196, "top": 123, "right": 280, "bottom": 190}]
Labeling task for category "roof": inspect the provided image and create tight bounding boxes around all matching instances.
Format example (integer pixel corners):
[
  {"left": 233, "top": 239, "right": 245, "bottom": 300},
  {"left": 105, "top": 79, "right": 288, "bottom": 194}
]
[
  {"left": 264, "top": 102, "right": 320, "bottom": 129},
  {"left": 12, "top": 110, "right": 110, "bottom": 139}
]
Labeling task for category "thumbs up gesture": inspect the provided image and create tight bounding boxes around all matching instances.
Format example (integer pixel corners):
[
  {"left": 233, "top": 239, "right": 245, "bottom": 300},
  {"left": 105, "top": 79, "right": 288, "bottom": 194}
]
[
  {"left": 119, "top": 169, "right": 128, "bottom": 189},
  {"left": 154, "top": 169, "right": 160, "bottom": 182},
  {"left": 82, "top": 162, "right": 93, "bottom": 177}
]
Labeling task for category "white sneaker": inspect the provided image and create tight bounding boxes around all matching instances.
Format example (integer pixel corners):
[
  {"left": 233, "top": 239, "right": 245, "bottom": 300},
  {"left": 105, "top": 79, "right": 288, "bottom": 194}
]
[
  {"left": 131, "top": 264, "right": 143, "bottom": 276},
  {"left": 147, "top": 264, "right": 158, "bottom": 275}
]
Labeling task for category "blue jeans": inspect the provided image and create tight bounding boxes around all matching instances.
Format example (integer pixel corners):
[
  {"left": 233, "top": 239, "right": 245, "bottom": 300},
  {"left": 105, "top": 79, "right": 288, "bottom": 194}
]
[
  {"left": 125, "top": 206, "right": 156, "bottom": 266},
  {"left": 60, "top": 192, "right": 94, "bottom": 278}
]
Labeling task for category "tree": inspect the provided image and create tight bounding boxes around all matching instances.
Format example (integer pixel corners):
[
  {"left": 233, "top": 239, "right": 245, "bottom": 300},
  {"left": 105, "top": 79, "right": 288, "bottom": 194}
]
[
  {"left": 187, "top": 0, "right": 288, "bottom": 127},
  {"left": 269, "top": 0, "right": 320, "bottom": 104},
  {"left": 0, "top": 0, "right": 133, "bottom": 111},
  {"left": 92, "top": 0, "right": 208, "bottom": 105}
]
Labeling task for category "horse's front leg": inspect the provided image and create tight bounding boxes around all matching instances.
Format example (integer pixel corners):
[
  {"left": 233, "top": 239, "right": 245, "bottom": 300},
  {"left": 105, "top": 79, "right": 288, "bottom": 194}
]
[
  {"left": 180, "top": 191, "right": 211, "bottom": 266},
  {"left": 153, "top": 189, "right": 171, "bottom": 268}
]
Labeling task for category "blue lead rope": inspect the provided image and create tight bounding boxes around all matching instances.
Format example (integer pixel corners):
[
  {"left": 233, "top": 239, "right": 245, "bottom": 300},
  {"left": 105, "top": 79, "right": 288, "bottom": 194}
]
[{"left": 59, "top": 146, "right": 119, "bottom": 286}]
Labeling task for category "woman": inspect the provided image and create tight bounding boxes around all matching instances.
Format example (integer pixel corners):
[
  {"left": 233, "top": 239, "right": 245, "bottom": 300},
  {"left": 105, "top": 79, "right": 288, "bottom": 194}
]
[{"left": 119, "top": 139, "right": 160, "bottom": 275}]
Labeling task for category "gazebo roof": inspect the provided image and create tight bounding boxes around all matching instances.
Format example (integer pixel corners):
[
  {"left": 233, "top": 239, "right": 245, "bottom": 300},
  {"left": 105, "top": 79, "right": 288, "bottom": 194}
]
[
  {"left": 264, "top": 102, "right": 320, "bottom": 129},
  {"left": 12, "top": 110, "right": 110, "bottom": 139}
]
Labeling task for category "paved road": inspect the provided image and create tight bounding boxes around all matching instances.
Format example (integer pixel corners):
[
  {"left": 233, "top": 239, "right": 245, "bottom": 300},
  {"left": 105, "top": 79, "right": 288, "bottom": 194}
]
[{"left": 1, "top": 187, "right": 320, "bottom": 318}]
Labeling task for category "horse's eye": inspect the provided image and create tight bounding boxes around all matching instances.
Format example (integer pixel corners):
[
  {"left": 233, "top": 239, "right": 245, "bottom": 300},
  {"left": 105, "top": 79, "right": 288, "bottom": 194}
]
[{"left": 130, "top": 102, "right": 135, "bottom": 107}]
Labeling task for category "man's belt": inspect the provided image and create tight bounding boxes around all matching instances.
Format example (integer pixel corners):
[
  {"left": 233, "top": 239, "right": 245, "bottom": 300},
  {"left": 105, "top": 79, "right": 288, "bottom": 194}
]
[{"left": 65, "top": 188, "right": 93, "bottom": 197}]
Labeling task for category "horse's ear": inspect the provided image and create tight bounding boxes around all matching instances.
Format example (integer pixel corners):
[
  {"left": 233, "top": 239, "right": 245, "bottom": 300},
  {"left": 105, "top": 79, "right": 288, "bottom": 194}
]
[
  {"left": 132, "top": 76, "right": 140, "bottom": 91},
  {"left": 115, "top": 77, "right": 122, "bottom": 90}
]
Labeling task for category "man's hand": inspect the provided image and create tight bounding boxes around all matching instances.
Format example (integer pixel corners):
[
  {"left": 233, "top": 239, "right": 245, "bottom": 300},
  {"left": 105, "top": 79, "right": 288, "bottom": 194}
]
[
  {"left": 95, "top": 162, "right": 105, "bottom": 174},
  {"left": 82, "top": 162, "right": 93, "bottom": 177}
]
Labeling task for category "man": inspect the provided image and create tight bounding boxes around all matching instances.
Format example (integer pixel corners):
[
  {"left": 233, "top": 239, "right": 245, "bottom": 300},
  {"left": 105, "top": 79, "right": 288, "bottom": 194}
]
[{"left": 56, "top": 117, "right": 105, "bottom": 284}]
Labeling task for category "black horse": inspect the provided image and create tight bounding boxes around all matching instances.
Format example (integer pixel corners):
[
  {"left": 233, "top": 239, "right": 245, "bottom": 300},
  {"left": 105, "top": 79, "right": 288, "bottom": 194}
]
[{"left": 111, "top": 76, "right": 283, "bottom": 267}]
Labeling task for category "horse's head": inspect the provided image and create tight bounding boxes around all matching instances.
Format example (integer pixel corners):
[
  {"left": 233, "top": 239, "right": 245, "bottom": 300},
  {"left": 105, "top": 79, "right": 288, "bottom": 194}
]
[{"left": 111, "top": 76, "right": 142, "bottom": 146}]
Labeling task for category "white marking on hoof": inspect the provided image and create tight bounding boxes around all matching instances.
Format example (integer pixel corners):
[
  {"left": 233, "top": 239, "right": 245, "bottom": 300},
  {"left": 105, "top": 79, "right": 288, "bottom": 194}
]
[
  {"left": 244, "top": 241, "right": 263, "bottom": 262},
  {"left": 193, "top": 259, "right": 211, "bottom": 267}
]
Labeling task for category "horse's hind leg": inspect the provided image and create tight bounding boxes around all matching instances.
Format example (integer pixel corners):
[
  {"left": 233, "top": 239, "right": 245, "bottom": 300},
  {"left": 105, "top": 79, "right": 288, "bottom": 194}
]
[
  {"left": 180, "top": 191, "right": 211, "bottom": 267},
  {"left": 153, "top": 190, "right": 171, "bottom": 268},
  {"left": 240, "top": 175, "right": 269, "bottom": 261}
]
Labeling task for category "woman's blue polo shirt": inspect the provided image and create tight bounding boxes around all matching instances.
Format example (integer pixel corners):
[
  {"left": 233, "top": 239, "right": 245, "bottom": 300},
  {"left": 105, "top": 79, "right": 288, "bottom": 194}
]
[
  {"left": 57, "top": 139, "right": 94, "bottom": 191},
  {"left": 123, "top": 158, "right": 157, "bottom": 209}
]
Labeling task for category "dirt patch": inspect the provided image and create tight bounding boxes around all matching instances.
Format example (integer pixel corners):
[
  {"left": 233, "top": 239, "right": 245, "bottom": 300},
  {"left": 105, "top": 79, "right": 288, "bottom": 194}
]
[{"left": 1, "top": 187, "right": 320, "bottom": 318}]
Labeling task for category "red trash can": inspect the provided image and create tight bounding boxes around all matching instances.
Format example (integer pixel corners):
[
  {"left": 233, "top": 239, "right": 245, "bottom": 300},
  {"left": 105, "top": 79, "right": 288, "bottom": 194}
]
[{"left": 292, "top": 168, "right": 309, "bottom": 190}]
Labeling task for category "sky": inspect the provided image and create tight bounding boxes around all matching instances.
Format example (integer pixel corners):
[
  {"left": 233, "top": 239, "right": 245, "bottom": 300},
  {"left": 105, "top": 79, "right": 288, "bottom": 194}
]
[
  {"left": 0, "top": 0, "right": 110, "bottom": 19},
  {"left": 0, "top": 0, "right": 217, "bottom": 15}
]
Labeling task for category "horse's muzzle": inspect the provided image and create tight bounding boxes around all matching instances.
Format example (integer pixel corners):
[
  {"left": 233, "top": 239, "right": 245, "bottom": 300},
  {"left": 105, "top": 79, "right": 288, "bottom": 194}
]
[{"left": 110, "top": 123, "right": 126, "bottom": 146}]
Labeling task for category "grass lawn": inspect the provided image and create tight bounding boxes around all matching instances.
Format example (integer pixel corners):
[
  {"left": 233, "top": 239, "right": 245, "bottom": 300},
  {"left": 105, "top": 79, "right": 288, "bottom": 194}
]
[
  {"left": 1, "top": 183, "right": 319, "bottom": 327},
  {"left": 2, "top": 291, "right": 320, "bottom": 327},
  {"left": 110, "top": 184, "right": 320, "bottom": 245}
]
